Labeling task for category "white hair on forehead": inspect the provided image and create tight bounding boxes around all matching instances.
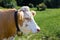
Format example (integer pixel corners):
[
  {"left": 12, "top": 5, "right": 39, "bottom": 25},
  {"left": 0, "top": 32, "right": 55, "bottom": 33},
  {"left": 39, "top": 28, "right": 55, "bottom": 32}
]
[
  {"left": 20, "top": 6, "right": 30, "bottom": 12},
  {"left": 19, "top": 6, "right": 33, "bottom": 18}
]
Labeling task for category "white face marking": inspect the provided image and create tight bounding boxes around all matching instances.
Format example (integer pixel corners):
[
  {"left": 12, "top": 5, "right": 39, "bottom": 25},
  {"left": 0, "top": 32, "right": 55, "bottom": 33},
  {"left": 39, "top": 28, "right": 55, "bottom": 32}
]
[
  {"left": 19, "top": 6, "right": 40, "bottom": 35},
  {"left": 20, "top": 6, "right": 30, "bottom": 12}
]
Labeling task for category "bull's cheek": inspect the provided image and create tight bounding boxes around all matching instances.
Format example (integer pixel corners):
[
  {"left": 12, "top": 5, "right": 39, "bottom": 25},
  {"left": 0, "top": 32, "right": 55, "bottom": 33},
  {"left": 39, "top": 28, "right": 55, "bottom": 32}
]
[{"left": 20, "top": 26, "right": 32, "bottom": 34}]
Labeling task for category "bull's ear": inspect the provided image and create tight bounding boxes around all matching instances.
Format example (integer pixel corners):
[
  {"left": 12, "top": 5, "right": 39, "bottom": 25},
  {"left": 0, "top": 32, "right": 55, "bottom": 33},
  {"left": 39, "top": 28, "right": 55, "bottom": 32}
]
[
  {"left": 18, "top": 11, "right": 24, "bottom": 20},
  {"left": 31, "top": 10, "right": 36, "bottom": 16},
  {"left": 17, "top": 11, "right": 24, "bottom": 26}
]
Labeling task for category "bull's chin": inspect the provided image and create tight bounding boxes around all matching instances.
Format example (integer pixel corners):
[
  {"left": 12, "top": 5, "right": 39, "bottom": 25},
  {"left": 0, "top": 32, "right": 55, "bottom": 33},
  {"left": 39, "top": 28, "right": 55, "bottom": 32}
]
[
  {"left": 17, "top": 32, "right": 32, "bottom": 36},
  {"left": 17, "top": 31, "right": 37, "bottom": 37}
]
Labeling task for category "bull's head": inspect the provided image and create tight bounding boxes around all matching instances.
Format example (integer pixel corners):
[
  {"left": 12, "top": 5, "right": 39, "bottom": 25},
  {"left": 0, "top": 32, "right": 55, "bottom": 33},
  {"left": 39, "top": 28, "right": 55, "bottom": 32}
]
[{"left": 17, "top": 6, "right": 40, "bottom": 35}]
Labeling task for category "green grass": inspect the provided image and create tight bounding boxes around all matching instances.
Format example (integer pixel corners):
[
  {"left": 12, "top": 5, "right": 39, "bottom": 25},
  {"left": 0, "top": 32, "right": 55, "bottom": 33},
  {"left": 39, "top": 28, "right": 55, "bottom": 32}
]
[
  {"left": 15, "top": 8, "right": 60, "bottom": 40},
  {"left": 34, "top": 9, "right": 60, "bottom": 40}
]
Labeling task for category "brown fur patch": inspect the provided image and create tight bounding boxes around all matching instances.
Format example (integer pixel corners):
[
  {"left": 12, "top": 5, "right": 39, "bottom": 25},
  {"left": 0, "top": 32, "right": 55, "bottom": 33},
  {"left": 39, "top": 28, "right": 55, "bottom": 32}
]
[{"left": 0, "top": 9, "right": 17, "bottom": 40}]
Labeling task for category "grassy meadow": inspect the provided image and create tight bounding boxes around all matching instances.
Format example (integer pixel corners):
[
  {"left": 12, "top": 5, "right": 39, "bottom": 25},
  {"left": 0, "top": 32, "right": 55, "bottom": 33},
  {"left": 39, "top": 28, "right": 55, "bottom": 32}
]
[{"left": 15, "top": 8, "right": 60, "bottom": 40}]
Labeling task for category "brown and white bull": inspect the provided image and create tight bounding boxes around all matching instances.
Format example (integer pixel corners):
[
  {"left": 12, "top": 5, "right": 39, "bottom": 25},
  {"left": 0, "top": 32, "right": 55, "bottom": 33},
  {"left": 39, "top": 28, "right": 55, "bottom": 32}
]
[{"left": 0, "top": 6, "right": 40, "bottom": 40}]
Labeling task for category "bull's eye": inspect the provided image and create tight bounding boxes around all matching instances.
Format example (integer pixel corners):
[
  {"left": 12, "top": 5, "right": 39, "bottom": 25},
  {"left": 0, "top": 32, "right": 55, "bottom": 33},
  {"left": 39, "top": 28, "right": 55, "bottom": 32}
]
[
  {"left": 25, "top": 24, "right": 28, "bottom": 27},
  {"left": 25, "top": 18, "right": 31, "bottom": 21}
]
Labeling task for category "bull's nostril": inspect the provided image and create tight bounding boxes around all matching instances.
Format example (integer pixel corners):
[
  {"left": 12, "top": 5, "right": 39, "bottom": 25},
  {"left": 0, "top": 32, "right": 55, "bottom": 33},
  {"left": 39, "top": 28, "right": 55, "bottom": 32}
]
[{"left": 37, "top": 29, "right": 40, "bottom": 32}]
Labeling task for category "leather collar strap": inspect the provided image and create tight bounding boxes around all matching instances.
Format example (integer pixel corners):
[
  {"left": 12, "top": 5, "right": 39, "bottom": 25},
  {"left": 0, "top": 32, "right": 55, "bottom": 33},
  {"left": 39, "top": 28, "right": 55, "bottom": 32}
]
[{"left": 14, "top": 11, "right": 20, "bottom": 32}]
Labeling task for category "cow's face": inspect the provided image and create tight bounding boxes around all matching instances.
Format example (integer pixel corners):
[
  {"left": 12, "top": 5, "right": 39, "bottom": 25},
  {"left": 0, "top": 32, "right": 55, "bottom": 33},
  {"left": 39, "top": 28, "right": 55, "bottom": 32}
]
[{"left": 18, "top": 6, "right": 40, "bottom": 35}]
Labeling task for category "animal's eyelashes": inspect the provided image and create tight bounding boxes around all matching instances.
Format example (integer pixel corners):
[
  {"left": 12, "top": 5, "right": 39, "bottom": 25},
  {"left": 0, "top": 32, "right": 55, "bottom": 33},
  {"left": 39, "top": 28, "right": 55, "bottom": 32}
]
[{"left": 24, "top": 18, "right": 31, "bottom": 20}]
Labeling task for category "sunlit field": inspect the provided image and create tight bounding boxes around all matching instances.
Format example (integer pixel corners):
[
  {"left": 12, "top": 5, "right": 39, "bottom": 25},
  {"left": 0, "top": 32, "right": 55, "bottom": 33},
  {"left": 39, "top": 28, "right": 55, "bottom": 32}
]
[{"left": 15, "top": 8, "right": 60, "bottom": 40}]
